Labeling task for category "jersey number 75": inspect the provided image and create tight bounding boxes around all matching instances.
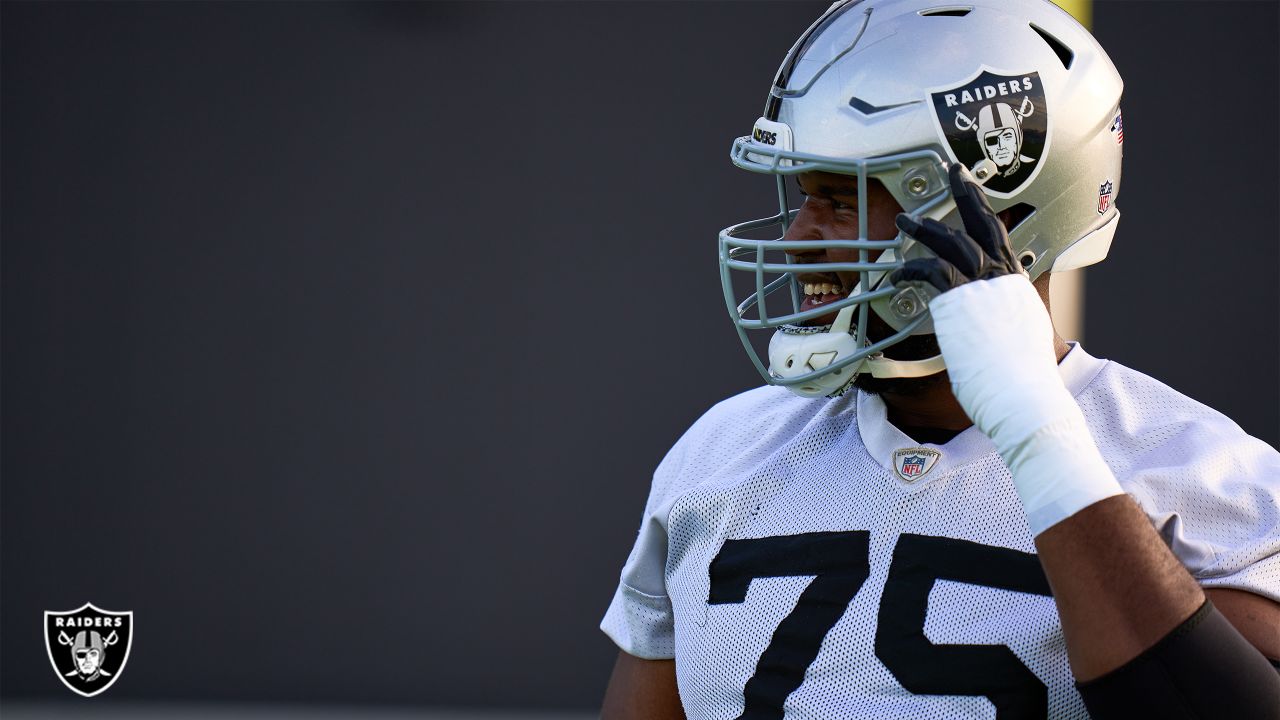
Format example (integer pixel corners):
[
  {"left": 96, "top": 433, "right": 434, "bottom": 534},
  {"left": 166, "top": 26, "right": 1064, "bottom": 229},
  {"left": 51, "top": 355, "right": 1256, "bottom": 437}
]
[{"left": 709, "top": 531, "right": 1053, "bottom": 719}]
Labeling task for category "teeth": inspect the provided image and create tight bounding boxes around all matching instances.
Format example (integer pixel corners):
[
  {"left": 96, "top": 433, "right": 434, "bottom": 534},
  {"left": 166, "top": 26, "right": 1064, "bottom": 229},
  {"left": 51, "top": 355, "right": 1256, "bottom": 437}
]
[{"left": 802, "top": 282, "right": 846, "bottom": 296}]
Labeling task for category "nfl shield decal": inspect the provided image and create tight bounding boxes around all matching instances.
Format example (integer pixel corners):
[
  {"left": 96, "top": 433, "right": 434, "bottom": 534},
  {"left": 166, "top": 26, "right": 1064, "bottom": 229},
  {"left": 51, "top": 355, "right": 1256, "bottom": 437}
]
[
  {"left": 1098, "top": 180, "right": 1114, "bottom": 214},
  {"left": 892, "top": 447, "right": 942, "bottom": 483},
  {"left": 45, "top": 602, "right": 133, "bottom": 697},
  {"left": 929, "top": 69, "right": 1048, "bottom": 197}
]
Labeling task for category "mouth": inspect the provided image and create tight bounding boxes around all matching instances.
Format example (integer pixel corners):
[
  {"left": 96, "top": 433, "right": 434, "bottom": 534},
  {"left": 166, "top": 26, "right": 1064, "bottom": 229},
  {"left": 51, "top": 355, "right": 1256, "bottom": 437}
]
[{"left": 798, "top": 280, "right": 850, "bottom": 325}]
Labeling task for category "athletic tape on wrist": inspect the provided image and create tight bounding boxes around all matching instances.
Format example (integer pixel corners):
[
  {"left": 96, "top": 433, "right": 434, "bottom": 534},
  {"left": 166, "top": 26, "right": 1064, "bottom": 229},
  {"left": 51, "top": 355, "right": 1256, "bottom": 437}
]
[{"left": 929, "top": 275, "right": 1124, "bottom": 534}]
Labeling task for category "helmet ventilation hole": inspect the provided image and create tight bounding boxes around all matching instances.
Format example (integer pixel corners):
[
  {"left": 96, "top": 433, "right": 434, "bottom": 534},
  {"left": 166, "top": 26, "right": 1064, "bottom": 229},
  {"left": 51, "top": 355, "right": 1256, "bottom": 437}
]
[
  {"left": 919, "top": 7, "right": 972, "bottom": 17},
  {"left": 1029, "top": 23, "right": 1074, "bottom": 69}
]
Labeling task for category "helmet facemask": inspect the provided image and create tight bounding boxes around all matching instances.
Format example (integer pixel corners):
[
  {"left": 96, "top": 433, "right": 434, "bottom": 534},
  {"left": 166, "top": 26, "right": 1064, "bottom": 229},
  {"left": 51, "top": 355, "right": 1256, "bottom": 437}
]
[{"left": 719, "top": 138, "right": 963, "bottom": 398}]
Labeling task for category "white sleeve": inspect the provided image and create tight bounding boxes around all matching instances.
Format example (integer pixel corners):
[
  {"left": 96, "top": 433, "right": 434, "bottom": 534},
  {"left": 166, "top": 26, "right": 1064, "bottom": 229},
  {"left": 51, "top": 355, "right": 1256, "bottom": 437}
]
[
  {"left": 1120, "top": 418, "right": 1280, "bottom": 604},
  {"left": 599, "top": 431, "right": 693, "bottom": 660}
]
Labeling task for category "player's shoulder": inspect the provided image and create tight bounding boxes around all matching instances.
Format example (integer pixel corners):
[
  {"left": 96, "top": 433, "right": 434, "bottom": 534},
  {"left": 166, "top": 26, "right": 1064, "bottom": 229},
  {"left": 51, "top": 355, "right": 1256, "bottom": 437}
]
[
  {"left": 1075, "top": 346, "right": 1248, "bottom": 437},
  {"left": 651, "top": 384, "right": 850, "bottom": 499},
  {"left": 1068, "top": 345, "right": 1278, "bottom": 476},
  {"left": 684, "top": 383, "right": 848, "bottom": 452},
  {"left": 697, "top": 383, "right": 825, "bottom": 428}
]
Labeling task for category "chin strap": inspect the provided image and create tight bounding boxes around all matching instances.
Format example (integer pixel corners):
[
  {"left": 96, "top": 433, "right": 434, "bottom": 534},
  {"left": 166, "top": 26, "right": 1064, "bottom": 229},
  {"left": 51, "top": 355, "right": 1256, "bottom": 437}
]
[{"left": 864, "top": 352, "right": 946, "bottom": 378}]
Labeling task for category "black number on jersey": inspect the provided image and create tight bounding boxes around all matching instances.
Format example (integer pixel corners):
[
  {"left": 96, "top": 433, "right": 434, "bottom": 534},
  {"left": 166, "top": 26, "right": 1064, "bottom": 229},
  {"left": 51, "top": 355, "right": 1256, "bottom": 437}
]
[
  {"left": 707, "top": 532, "right": 1053, "bottom": 720},
  {"left": 876, "top": 534, "right": 1053, "bottom": 719},
  {"left": 708, "top": 531, "right": 871, "bottom": 720}
]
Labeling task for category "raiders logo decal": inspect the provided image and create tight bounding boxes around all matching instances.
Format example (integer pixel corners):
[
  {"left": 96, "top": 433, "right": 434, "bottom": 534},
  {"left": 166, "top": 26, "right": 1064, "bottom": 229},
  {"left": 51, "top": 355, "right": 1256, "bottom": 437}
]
[
  {"left": 892, "top": 447, "right": 942, "bottom": 483},
  {"left": 928, "top": 69, "right": 1049, "bottom": 198},
  {"left": 45, "top": 602, "right": 133, "bottom": 697}
]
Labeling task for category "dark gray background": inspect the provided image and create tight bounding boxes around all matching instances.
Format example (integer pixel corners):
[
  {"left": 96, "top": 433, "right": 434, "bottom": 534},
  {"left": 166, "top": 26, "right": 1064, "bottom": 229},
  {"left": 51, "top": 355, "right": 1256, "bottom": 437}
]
[{"left": 3, "top": 0, "right": 1276, "bottom": 712}]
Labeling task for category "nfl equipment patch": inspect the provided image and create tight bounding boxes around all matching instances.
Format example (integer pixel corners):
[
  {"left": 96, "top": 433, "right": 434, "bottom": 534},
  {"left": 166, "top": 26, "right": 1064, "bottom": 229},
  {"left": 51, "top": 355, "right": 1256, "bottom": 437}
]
[
  {"left": 1098, "top": 180, "right": 1113, "bottom": 214},
  {"left": 929, "top": 69, "right": 1048, "bottom": 197},
  {"left": 892, "top": 447, "right": 942, "bottom": 483}
]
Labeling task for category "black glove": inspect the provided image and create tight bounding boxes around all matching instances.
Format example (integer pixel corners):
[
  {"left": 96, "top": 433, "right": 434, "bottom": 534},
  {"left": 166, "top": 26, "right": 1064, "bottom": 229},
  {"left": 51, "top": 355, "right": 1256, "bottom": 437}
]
[{"left": 889, "top": 163, "right": 1022, "bottom": 293}]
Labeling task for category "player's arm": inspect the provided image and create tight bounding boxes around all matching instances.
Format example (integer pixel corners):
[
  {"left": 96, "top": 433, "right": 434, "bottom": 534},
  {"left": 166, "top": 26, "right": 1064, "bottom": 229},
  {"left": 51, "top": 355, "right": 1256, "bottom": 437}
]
[
  {"left": 1034, "top": 493, "right": 1280, "bottom": 671},
  {"left": 1036, "top": 499, "right": 1280, "bottom": 718},
  {"left": 893, "top": 163, "right": 1280, "bottom": 718},
  {"left": 1205, "top": 587, "right": 1280, "bottom": 662},
  {"left": 600, "top": 651, "right": 685, "bottom": 720}
]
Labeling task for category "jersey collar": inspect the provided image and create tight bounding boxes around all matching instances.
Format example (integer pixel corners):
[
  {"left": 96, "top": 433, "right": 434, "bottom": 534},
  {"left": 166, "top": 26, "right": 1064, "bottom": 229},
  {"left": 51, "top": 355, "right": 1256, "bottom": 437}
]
[{"left": 855, "top": 342, "right": 1106, "bottom": 482}]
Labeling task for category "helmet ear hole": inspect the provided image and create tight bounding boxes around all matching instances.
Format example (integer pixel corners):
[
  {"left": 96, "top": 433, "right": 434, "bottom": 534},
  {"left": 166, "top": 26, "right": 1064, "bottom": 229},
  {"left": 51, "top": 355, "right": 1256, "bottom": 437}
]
[
  {"left": 999, "top": 202, "right": 1037, "bottom": 232},
  {"left": 1019, "top": 251, "right": 1037, "bottom": 269}
]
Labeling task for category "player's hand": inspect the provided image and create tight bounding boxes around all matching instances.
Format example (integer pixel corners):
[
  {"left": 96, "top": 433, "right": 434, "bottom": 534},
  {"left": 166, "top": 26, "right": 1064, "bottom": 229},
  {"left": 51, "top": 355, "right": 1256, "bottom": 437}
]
[
  {"left": 884, "top": 160, "right": 1051, "bottom": 443},
  {"left": 888, "top": 163, "right": 1022, "bottom": 292},
  {"left": 886, "top": 164, "right": 1126, "bottom": 536}
]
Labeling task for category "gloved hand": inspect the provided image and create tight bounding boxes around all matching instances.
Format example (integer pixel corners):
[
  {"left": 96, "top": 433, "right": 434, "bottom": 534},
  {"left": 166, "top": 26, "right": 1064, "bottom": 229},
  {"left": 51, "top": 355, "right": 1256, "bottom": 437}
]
[
  {"left": 889, "top": 162, "right": 1023, "bottom": 291},
  {"left": 889, "top": 162, "right": 1124, "bottom": 536}
]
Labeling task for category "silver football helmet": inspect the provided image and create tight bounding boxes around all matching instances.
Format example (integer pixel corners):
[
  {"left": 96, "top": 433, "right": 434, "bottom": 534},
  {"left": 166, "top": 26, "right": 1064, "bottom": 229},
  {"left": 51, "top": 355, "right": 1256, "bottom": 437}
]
[{"left": 719, "top": 0, "right": 1124, "bottom": 397}]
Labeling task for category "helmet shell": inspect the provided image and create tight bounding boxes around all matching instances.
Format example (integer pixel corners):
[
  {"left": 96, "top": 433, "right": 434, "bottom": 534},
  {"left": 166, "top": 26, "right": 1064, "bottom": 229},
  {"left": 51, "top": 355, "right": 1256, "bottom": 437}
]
[{"left": 767, "top": 0, "right": 1123, "bottom": 277}]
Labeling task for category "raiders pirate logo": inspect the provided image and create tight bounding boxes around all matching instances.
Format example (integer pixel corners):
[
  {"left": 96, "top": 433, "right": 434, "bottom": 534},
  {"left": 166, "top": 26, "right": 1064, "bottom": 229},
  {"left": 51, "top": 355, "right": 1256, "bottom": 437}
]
[
  {"left": 44, "top": 602, "right": 133, "bottom": 697},
  {"left": 892, "top": 447, "right": 942, "bottom": 483},
  {"left": 928, "top": 69, "right": 1049, "bottom": 197}
]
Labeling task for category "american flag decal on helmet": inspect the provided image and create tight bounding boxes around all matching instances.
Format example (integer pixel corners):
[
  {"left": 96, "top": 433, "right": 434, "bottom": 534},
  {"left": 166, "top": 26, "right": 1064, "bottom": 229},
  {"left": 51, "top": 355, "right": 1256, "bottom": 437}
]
[{"left": 1111, "top": 111, "right": 1124, "bottom": 144}]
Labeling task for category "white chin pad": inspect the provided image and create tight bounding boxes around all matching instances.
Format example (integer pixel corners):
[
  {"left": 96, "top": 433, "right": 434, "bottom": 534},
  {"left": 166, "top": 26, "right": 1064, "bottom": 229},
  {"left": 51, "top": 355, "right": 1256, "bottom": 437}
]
[
  {"left": 767, "top": 310, "right": 861, "bottom": 398},
  {"left": 767, "top": 305, "right": 949, "bottom": 398}
]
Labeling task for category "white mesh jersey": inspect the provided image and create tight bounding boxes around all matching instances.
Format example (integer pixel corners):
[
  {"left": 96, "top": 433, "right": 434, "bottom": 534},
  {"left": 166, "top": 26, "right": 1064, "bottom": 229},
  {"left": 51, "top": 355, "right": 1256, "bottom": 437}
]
[{"left": 600, "top": 344, "right": 1280, "bottom": 719}]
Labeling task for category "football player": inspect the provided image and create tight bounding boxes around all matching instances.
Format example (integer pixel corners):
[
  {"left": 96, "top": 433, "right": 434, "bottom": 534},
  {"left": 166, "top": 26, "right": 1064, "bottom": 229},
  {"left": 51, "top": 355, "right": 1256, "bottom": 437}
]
[{"left": 599, "top": 1, "right": 1280, "bottom": 718}]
